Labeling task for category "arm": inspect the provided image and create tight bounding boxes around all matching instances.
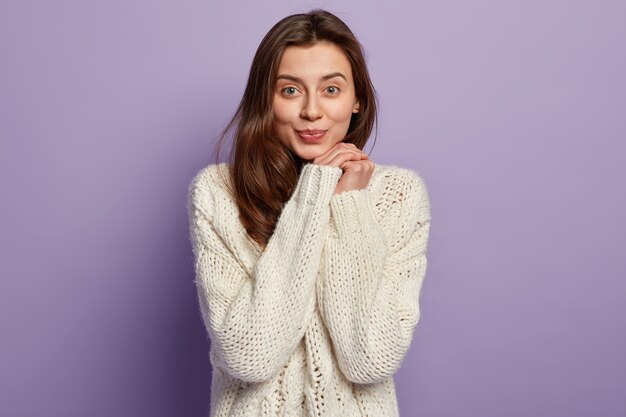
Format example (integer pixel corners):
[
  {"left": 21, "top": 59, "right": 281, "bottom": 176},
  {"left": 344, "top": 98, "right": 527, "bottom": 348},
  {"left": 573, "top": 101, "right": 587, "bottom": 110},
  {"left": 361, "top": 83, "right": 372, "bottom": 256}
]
[
  {"left": 317, "top": 169, "right": 431, "bottom": 384},
  {"left": 188, "top": 163, "right": 342, "bottom": 383}
]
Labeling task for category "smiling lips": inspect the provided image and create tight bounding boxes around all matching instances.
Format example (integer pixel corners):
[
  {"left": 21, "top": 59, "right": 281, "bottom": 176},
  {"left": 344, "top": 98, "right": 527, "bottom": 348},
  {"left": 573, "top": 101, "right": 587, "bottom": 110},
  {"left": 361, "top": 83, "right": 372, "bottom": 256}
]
[{"left": 297, "top": 129, "right": 327, "bottom": 142}]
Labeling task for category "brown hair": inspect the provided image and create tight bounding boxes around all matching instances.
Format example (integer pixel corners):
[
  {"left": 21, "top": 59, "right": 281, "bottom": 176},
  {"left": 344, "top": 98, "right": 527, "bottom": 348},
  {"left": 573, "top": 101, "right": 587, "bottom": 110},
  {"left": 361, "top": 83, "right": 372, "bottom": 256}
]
[{"left": 211, "top": 8, "right": 378, "bottom": 250}]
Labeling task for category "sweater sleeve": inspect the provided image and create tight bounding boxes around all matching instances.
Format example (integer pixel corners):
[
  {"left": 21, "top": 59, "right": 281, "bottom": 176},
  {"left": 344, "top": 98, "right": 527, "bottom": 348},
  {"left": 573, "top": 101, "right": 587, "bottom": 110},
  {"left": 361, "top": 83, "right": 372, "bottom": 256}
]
[
  {"left": 187, "top": 162, "right": 343, "bottom": 383},
  {"left": 317, "top": 168, "right": 431, "bottom": 384}
]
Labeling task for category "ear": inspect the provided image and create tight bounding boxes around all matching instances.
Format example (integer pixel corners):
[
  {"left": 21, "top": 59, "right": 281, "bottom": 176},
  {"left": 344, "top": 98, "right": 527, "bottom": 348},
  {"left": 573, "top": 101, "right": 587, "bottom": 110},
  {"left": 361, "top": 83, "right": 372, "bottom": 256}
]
[{"left": 353, "top": 99, "right": 360, "bottom": 113}]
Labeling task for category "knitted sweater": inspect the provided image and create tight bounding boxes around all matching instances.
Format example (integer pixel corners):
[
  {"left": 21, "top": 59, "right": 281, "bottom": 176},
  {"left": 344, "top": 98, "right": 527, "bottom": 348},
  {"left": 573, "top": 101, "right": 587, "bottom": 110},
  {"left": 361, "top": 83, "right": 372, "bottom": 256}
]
[{"left": 187, "top": 161, "right": 431, "bottom": 417}]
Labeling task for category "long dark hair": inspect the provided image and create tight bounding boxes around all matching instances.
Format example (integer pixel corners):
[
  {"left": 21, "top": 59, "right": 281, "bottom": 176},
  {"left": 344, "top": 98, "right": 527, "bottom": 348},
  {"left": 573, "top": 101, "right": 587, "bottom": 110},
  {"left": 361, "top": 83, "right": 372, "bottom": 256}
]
[{"left": 212, "top": 9, "right": 378, "bottom": 250}]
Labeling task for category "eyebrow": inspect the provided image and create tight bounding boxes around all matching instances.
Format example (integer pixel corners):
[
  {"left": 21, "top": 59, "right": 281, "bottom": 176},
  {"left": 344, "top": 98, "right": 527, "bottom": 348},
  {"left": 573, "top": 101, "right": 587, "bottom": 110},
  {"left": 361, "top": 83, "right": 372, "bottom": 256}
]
[{"left": 276, "top": 72, "right": 347, "bottom": 83}]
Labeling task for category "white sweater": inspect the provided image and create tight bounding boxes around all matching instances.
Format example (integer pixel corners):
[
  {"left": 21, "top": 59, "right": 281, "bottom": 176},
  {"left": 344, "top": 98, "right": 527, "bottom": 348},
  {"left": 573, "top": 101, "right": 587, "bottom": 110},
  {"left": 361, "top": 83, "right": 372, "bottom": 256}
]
[{"left": 187, "top": 161, "right": 431, "bottom": 417}]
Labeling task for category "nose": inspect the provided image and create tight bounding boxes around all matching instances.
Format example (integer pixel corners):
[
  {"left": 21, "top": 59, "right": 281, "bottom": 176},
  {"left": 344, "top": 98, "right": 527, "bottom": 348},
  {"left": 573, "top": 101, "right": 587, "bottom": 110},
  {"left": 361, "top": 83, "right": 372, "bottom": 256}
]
[{"left": 300, "top": 94, "right": 323, "bottom": 120}]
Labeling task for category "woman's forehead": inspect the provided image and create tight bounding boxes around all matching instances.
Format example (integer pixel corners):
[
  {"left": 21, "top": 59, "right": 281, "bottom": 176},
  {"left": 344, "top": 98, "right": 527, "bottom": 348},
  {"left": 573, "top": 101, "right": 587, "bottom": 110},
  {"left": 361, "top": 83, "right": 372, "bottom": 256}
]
[{"left": 277, "top": 42, "right": 352, "bottom": 80}]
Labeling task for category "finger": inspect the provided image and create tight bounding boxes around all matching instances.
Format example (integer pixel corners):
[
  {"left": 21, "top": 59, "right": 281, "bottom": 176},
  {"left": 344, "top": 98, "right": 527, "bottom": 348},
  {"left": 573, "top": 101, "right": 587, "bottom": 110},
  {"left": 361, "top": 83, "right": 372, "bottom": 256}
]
[
  {"left": 328, "top": 151, "right": 366, "bottom": 168},
  {"left": 314, "top": 143, "right": 367, "bottom": 166},
  {"left": 314, "top": 142, "right": 350, "bottom": 164},
  {"left": 314, "top": 148, "right": 355, "bottom": 166},
  {"left": 343, "top": 143, "right": 368, "bottom": 158}
]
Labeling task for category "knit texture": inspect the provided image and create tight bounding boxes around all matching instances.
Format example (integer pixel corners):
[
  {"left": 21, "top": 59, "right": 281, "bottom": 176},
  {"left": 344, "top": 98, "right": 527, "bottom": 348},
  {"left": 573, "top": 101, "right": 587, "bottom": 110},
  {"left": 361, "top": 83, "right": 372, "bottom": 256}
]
[{"left": 187, "top": 161, "right": 431, "bottom": 417}]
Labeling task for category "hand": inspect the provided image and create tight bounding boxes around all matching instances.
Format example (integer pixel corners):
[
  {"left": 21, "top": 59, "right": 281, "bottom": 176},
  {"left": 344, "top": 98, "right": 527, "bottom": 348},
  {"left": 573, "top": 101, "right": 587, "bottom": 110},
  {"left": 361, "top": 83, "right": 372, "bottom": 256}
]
[{"left": 312, "top": 142, "right": 375, "bottom": 195}]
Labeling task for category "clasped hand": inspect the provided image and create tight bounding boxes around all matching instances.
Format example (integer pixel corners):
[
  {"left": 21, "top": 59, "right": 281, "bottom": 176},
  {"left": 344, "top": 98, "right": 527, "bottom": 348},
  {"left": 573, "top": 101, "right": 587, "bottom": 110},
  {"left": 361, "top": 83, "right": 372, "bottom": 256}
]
[{"left": 312, "top": 142, "right": 374, "bottom": 195}]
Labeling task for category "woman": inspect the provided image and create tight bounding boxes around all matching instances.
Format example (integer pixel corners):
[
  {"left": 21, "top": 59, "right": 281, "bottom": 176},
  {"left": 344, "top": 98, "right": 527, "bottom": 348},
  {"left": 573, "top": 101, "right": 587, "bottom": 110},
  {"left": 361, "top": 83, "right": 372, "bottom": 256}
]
[{"left": 187, "top": 9, "right": 431, "bottom": 417}]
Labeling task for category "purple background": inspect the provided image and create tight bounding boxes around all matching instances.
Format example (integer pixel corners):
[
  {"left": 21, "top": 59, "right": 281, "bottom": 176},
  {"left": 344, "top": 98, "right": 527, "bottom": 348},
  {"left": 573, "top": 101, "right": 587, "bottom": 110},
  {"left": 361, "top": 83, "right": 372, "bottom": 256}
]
[{"left": 1, "top": 1, "right": 625, "bottom": 416}]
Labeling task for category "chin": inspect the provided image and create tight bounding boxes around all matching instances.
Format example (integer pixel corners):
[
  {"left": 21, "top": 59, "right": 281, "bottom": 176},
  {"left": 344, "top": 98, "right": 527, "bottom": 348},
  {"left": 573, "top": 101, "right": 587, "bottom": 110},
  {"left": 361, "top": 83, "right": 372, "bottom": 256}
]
[{"left": 290, "top": 144, "right": 328, "bottom": 162}]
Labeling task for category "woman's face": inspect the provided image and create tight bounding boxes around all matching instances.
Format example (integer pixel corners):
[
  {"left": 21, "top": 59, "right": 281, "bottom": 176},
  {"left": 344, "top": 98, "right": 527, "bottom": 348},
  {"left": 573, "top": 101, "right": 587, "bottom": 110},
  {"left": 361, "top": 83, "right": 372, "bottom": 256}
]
[{"left": 272, "top": 41, "right": 360, "bottom": 162}]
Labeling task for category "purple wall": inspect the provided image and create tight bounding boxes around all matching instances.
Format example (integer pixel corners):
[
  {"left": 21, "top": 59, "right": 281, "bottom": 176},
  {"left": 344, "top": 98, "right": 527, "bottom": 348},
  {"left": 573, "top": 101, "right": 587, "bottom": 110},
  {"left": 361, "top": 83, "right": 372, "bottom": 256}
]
[{"left": 1, "top": 1, "right": 624, "bottom": 416}]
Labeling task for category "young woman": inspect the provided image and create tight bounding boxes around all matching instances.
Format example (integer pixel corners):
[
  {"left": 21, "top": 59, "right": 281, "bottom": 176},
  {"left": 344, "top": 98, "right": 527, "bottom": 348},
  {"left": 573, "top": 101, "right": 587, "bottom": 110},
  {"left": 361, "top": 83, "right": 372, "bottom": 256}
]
[{"left": 187, "top": 9, "right": 431, "bottom": 417}]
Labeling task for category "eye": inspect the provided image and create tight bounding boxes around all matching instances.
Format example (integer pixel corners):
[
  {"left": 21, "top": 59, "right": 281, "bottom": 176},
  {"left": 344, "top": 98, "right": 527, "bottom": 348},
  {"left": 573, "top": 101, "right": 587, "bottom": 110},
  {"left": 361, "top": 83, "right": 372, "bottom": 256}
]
[
  {"left": 280, "top": 87, "right": 298, "bottom": 96},
  {"left": 325, "top": 86, "right": 341, "bottom": 94}
]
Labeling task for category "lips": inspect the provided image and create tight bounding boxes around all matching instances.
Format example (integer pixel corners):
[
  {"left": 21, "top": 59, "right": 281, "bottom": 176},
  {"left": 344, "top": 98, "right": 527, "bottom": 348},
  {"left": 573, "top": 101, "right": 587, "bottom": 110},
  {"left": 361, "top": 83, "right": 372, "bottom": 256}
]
[{"left": 296, "top": 129, "right": 327, "bottom": 142}]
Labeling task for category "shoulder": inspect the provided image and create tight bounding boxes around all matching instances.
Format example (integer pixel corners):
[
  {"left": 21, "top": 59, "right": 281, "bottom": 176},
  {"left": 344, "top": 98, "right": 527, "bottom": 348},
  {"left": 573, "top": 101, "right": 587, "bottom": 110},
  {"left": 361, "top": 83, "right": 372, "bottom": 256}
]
[
  {"left": 372, "top": 163, "right": 426, "bottom": 186},
  {"left": 371, "top": 163, "right": 429, "bottom": 203},
  {"left": 187, "top": 162, "right": 233, "bottom": 218},
  {"left": 370, "top": 163, "right": 431, "bottom": 222},
  {"left": 189, "top": 162, "right": 231, "bottom": 192}
]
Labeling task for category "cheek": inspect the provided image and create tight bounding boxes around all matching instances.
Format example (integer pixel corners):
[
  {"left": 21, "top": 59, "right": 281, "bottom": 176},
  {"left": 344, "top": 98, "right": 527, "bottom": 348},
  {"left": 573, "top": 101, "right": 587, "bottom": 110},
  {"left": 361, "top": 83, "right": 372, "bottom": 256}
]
[
  {"left": 272, "top": 99, "right": 295, "bottom": 124},
  {"left": 327, "top": 100, "right": 356, "bottom": 122}
]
